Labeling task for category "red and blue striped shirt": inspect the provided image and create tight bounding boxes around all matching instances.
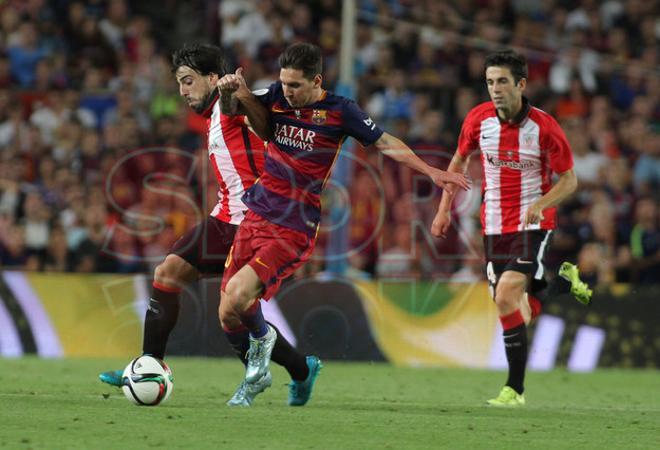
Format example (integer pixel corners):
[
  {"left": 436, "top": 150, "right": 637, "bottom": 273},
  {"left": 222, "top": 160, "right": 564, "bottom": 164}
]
[{"left": 243, "top": 82, "right": 384, "bottom": 236}]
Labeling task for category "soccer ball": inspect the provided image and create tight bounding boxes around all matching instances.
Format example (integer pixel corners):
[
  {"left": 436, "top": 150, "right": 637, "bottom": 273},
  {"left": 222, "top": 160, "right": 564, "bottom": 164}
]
[{"left": 121, "top": 355, "right": 174, "bottom": 406}]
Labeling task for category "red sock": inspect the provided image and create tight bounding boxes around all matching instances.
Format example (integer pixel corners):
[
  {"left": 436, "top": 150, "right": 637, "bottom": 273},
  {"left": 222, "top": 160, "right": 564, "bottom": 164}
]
[
  {"left": 500, "top": 309, "right": 525, "bottom": 330},
  {"left": 528, "top": 295, "right": 542, "bottom": 320}
]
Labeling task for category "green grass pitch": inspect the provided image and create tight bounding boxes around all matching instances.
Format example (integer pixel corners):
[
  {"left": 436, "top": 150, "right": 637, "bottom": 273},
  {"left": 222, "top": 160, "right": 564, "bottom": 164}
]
[{"left": 1, "top": 357, "right": 658, "bottom": 449}]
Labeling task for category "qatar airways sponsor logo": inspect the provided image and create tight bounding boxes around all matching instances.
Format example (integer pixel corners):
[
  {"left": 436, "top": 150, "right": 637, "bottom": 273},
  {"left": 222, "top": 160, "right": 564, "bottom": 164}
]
[
  {"left": 274, "top": 123, "right": 316, "bottom": 152},
  {"left": 486, "top": 153, "right": 537, "bottom": 170}
]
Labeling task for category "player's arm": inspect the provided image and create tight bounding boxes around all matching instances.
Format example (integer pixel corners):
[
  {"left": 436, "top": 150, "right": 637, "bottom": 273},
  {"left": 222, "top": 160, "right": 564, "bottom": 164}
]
[
  {"left": 431, "top": 151, "right": 470, "bottom": 238},
  {"left": 523, "top": 169, "right": 577, "bottom": 226},
  {"left": 217, "top": 68, "right": 273, "bottom": 141},
  {"left": 373, "top": 132, "right": 471, "bottom": 191}
]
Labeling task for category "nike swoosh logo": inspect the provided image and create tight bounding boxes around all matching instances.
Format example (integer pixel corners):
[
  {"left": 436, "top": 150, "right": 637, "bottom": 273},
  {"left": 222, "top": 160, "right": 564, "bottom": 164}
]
[
  {"left": 481, "top": 134, "right": 490, "bottom": 139},
  {"left": 516, "top": 258, "right": 534, "bottom": 264},
  {"left": 255, "top": 257, "right": 270, "bottom": 268}
]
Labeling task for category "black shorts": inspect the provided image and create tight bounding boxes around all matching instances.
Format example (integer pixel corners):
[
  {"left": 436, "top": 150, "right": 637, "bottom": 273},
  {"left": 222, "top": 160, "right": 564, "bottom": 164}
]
[
  {"left": 170, "top": 216, "right": 237, "bottom": 275},
  {"left": 483, "top": 230, "right": 552, "bottom": 294}
]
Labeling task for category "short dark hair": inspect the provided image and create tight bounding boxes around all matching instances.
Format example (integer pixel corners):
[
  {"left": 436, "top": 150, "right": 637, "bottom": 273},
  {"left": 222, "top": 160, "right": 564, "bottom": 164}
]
[
  {"left": 484, "top": 49, "right": 528, "bottom": 84},
  {"left": 278, "top": 43, "right": 323, "bottom": 80},
  {"left": 172, "top": 43, "right": 228, "bottom": 77}
]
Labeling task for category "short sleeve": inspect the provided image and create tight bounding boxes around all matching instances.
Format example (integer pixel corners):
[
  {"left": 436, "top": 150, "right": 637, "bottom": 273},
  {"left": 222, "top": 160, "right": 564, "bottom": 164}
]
[
  {"left": 252, "top": 82, "right": 280, "bottom": 108},
  {"left": 543, "top": 119, "right": 574, "bottom": 174},
  {"left": 457, "top": 111, "right": 480, "bottom": 157},
  {"left": 341, "top": 99, "right": 384, "bottom": 146}
]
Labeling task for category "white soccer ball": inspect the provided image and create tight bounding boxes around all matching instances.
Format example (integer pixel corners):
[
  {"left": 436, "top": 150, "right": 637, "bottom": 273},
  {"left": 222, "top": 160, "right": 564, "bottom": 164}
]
[{"left": 121, "top": 355, "right": 174, "bottom": 406}]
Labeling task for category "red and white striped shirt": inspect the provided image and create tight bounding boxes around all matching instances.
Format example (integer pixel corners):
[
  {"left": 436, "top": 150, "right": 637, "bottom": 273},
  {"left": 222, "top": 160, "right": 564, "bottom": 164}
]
[
  {"left": 457, "top": 99, "right": 573, "bottom": 235},
  {"left": 202, "top": 95, "right": 265, "bottom": 225}
]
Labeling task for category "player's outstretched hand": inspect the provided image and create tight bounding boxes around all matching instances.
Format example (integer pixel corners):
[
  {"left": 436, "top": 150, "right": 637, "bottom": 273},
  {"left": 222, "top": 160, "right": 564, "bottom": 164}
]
[
  {"left": 431, "top": 209, "right": 452, "bottom": 238},
  {"left": 430, "top": 169, "right": 471, "bottom": 192}
]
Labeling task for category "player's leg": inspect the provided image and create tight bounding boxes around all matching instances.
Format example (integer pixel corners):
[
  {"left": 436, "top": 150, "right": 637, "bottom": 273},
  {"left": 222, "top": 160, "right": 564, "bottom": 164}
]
[
  {"left": 222, "top": 265, "right": 276, "bottom": 383},
  {"left": 531, "top": 262, "right": 592, "bottom": 306},
  {"left": 99, "top": 254, "right": 198, "bottom": 387},
  {"left": 486, "top": 231, "right": 552, "bottom": 406},
  {"left": 525, "top": 231, "right": 592, "bottom": 322},
  {"left": 143, "top": 254, "right": 199, "bottom": 357},
  {"left": 520, "top": 292, "right": 532, "bottom": 325},
  {"left": 222, "top": 313, "right": 314, "bottom": 407},
  {"left": 219, "top": 268, "right": 275, "bottom": 406},
  {"left": 221, "top": 216, "right": 322, "bottom": 405},
  {"left": 488, "top": 269, "right": 528, "bottom": 406}
]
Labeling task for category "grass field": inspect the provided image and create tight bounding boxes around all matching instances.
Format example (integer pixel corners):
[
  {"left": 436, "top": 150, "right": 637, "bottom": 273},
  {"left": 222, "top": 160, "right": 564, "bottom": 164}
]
[{"left": 1, "top": 358, "right": 658, "bottom": 450}]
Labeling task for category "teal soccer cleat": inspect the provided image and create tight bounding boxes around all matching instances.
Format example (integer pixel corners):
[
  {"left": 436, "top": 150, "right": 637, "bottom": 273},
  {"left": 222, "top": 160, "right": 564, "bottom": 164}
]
[
  {"left": 99, "top": 369, "right": 124, "bottom": 387},
  {"left": 288, "top": 356, "right": 323, "bottom": 406}
]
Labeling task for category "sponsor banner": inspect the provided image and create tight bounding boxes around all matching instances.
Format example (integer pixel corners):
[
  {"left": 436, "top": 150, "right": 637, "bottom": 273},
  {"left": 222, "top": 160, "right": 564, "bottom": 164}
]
[
  {"left": 354, "top": 280, "right": 499, "bottom": 367},
  {"left": 1, "top": 271, "right": 658, "bottom": 370},
  {"left": 0, "top": 272, "right": 143, "bottom": 357}
]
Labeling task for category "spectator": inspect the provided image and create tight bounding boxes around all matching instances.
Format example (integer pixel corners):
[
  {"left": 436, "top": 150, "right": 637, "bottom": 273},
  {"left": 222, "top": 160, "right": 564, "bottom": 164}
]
[
  {"left": 7, "top": 21, "right": 48, "bottom": 87},
  {"left": 42, "top": 226, "right": 72, "bottom": 272},
  {"left": 366, "top": 69, "right": 414, "bottom": 127},
  {"left": 21, "top": 191, "right": 51, "bottom": 255},
  {"left": 0, "top": 0, "right": 654, "bottom": 286},
  {"left": 629, "top": 197, "right": 660, "bottom": 284},
  {"left": 0, "top": 223, "right": 30, "bottom": 267},
  {"left": 376, "top": 223, "right": 417, "bottom": 278}
]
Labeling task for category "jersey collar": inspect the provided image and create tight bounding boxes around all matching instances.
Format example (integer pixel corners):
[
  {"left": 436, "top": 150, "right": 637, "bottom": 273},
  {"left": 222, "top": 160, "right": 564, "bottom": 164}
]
[
  {"left": 200, "top": 91, "right": 219, "bottom": 118},
  {"left": 496, "top": 96, "right": 530, "bottom": 125}
]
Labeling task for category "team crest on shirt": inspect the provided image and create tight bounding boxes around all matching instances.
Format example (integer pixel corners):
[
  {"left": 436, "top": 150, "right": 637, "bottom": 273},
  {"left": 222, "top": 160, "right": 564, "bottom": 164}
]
[
  {"left": 523, "top": 134, "right": 537, "bottom": 148},
  {"left": 312, "top": 109, "right": 327, "bottom": 124}
]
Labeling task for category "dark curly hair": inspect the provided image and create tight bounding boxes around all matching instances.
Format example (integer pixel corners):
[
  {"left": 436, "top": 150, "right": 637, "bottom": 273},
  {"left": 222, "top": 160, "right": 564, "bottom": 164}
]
[
  {"left": 171, "top": 43, "right": 228, "bottom": 77},
  {"left": 484, "top": 49, "right": 528, "bottom": 84}
]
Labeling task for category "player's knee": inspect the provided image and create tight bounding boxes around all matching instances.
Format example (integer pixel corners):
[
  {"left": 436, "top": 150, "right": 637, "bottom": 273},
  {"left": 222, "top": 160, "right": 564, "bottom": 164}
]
[
  {"left": 154, "top": 255, "right": 191, "bottom": 287},
  {"left": 495, "top": 276, "right": 525, "bottom": 307},
  {"left": 223, "top": 279, "right": 252, "bottom": 313},
  {"left": 218, "top": 306, "right": 241, "bottom": 330},
  {"left": 153, "top": 262, "right": 172, "bottom": 286}
]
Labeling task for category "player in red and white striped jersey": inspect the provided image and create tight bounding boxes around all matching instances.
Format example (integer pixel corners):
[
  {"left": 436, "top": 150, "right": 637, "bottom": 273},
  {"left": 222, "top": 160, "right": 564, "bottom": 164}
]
[
  {"left": 205, "top": 87, "right": 263, "bottom": 225},
  {"left": 100, "top": 44, "right": 314, "bottom": 408},
  {"left": 432, "top": 49, "right": 591, "bottom": 407}
]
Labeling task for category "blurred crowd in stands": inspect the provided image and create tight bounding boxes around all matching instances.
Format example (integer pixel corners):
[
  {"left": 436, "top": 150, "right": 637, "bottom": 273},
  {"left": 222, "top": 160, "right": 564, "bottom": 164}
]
[{"left": 0, "top": 0, "right": 657, "bottom": 288}]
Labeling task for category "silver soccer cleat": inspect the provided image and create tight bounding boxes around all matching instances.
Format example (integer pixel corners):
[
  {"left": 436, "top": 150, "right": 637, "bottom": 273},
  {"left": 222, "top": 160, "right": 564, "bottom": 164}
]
[
  {"left": 245, "top": 325, "right": 277, "bottom": 383},
  {"left": 226, "top": 371, "right": 272, "bottom": 407}
]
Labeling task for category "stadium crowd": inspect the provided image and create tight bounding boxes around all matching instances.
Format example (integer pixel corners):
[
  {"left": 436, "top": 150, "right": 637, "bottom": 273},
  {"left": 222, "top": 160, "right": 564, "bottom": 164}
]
[{"left": 0, "top": 0, "right": 657, "bottom": 287}]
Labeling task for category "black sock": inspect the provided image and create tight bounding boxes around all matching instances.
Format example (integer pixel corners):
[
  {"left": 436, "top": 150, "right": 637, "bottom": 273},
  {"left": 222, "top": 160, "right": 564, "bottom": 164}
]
[
  {"left": 533, "top": 276, "right": 572, "bottom": 303},
  {"left": 503, "top": 323, "right": 528, "bottom": 395},
  {"left": 267, "top": 322, "right": 309, "bottom": 381},
  {"left": 223, "top": 325, "right": 250, "bottom": 366},
  {"left": 142, "top": 284, "right": 181, "bottom": 359}
]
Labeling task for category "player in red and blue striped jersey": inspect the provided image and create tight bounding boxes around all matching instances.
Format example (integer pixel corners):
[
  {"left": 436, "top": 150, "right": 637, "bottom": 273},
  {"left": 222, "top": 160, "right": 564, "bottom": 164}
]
[{"left": 216, "top": 43, "right": 471, "bottom": 393}]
